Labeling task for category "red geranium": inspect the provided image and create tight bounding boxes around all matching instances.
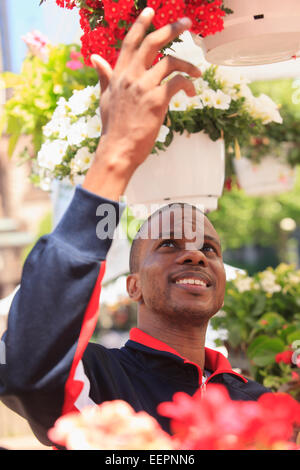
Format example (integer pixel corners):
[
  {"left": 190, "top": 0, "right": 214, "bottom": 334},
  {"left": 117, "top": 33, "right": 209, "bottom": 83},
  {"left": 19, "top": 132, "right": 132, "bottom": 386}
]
[
  {"left": 276, "top": 350, "right": 294, "bottom": 365},
  {"left": 51, "top": 0, "right": 230, "bottom": 67},
  {"left": 158, "top": 384, "right": 300, "bottom": 450}
]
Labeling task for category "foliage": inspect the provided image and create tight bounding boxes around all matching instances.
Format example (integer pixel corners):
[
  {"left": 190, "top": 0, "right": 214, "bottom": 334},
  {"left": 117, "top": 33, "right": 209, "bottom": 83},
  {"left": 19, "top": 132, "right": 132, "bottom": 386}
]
[
  {"left": 211, "top": 263, "right": 300, "bottom": 398},
  {"left": 208, "top": 168, "right": 300, "bottom": 253},
  {"left": 0, "top": 41, "right": 98, "bottom": 159}
]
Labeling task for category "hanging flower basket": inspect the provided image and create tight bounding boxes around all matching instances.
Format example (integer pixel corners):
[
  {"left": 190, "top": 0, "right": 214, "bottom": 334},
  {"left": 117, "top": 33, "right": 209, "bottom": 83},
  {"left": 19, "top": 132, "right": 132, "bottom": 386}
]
[
  {"left": 233, "top": 155, "right": 296, "bottom": 196},
  {"left": 124, "top": 131, "right": 225, "bottom": 213},
  {"left": 33, "top": 65, "right": 281, "bottom": 214},
  {"left": 192, "top": 0, "right": 300, "bottom": 66}
]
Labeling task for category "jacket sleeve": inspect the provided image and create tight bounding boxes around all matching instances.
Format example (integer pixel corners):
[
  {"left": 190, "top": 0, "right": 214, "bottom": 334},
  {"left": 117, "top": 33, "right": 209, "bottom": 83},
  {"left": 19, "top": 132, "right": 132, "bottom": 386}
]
[{"left": 0, "top": 185, "right": 124, "bottom": 446}]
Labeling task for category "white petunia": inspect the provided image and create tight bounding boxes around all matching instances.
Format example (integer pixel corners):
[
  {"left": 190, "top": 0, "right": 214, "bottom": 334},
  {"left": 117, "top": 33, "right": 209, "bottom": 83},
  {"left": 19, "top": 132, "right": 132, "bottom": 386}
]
[
  {"left": 215, "top": 67, "right": 250, "bottom": 91},
  {"left": 86, "top": 114, "right": 102, "bottom": 139},
  {"left": 169, "top": 90, "right": 194, "bottom": 111},
  {"left": 194, "top": 77, "right": 210, "bottom": 94},
  {"left": 156, "top": 125, "right": 170, "bottom": 143},
  {"left": 213, "top": 90, "right": 231, "bottom": 110},
  {"left": 37, "top": 140, "right": 68, "bottom": 171},
  {"left": 200, "top": 89, "right": 217, "bottom": 108},
  {"left": 67, "top": 117, "right": 89, "bottom": 146},
  {"left": 70, "top": 147, "right": 94, "bottom": 174},
  {"left": 68, "top": 86, "right": 98, "bottom": 116},
  {"left": 246, "top": 94, "right": 283, "bottom": 124},
  {"left": 43, "top": 117, "right": 72, "bottom": 139}
]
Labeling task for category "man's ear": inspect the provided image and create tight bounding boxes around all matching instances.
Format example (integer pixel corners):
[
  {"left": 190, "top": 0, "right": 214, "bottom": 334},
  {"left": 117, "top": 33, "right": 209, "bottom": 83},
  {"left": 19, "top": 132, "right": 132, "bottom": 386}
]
[{"left": 126, "top": 274, "right": 143, "bottom": 302}]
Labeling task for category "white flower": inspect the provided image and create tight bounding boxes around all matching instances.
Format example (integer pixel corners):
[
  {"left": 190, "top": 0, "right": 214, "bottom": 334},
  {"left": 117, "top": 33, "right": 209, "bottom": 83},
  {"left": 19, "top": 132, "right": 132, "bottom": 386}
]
[
  {"left": 259, "top": 271, "right": 281, "bottom": 294},
  {"left": 43, "top": 117, "right": 71, "bottom": 139},
  {"left": 213, "top": 90, "right": 231, "bottom": 110},
  {"left": 52, "top": 97, "right": 68, "bottom": 120},
  {"left": 37, "top": 140, "right": 68, "bottom": 171},
  {"left": 67, "top": 117, "right": 88, "bottom": 146},
  {"left": 68, "top": 86, "right": 98, "bottom": 116},
  {"left": 245, "top": 93, "right": 282, "bottom": 125},
  {"left": 194, "top": 77, "right": 210, "bottom": 94},
  {"left": 86, "top": 114, "right": 102, "bottom": 139},
  {"left": 156, "top": 125, "right": 170, "bottom": 143},
  {"left": 215, "top": 67, "right": 250, "bottom": 90},
  {"left": 70, "top": 147, "right": 94, "bottom": 174},
  {"left": 169, "top": 90, "right": 192, "bottom": 111},
  {"left": 165, "top": 31, "right": 209, "bottom": 68},
  {"left": 234, "top": 276, "right": 253, "bottom": 293},
  {"left": 200, "top": 89, "right": 217, "bottom": 108}
]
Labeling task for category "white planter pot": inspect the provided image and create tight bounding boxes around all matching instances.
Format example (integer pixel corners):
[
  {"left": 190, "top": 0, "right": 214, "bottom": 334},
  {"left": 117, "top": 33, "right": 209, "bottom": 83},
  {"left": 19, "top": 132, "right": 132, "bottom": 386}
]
[
  {"left": 124, "top": 131, "right": 225, "bottom": 214},
  {"left": 192, "top": 0, "right": 300, "bottom": 66},
  {"left": 233, "top": 156, "right": 296, "bottom": 196}
]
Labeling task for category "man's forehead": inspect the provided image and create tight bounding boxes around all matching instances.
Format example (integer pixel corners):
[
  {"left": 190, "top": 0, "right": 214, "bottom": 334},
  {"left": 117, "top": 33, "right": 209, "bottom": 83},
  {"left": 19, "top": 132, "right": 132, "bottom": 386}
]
[{"left": 137, "top": 204, "right": 219, "bottom": 246}]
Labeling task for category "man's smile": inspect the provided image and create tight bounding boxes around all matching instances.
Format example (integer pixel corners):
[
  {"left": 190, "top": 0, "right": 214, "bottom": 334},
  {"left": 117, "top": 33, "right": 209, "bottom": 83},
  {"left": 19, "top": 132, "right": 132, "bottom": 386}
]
[{"left": 170, "top": 270, "right": 214, "bottom": 294}]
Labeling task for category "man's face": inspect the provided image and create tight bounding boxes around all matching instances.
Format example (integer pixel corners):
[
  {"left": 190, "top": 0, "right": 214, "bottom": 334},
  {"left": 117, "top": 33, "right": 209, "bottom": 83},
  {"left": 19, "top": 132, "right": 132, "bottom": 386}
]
[{"left": 129, "top": 205, "right": 226, "bottom": 326}]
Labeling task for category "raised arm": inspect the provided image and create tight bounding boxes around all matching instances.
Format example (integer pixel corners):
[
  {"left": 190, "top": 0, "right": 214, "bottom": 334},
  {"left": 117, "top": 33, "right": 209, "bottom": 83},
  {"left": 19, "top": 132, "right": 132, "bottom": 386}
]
[{"left": 0, "top": 9, "right": 201, "bottom": 446}]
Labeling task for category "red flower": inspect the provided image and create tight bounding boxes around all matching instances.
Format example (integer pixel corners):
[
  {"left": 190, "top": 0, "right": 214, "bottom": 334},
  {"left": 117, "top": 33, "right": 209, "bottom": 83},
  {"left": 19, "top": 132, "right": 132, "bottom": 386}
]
[
  {"left": 275, "top": 350, "right": 293, "bottom": 365},
  {"left": 57, "top": 0, "right": 228, "bottom": 67},
  {"left": 158, "top": 384, "right": 300, "bottom": 450},
  {"left": 56, "top": 0, "right": 76, "bottom": 9}
]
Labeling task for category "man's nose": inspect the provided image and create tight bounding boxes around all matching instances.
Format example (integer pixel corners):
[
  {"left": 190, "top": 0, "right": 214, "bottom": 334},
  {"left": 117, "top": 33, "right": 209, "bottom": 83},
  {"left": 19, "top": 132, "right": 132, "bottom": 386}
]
[{"left": 176, "top": 248, "right": 208, "bottom": 266}]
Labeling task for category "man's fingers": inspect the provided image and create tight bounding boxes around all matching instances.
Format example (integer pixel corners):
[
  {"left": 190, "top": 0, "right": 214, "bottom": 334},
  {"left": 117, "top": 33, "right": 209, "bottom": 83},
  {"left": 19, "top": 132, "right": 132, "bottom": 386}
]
[
  {"left": 91, "top": 54, "right": 113, "bottom": 93},
  {"left": 159, "top": 73, "right": 197, "bottom": 104},
  {"left": 115, "top": 8, "right": 155, "bottom": 70},
  {"left": 137, "top": 17, "right": 192, "bottom": 69},
  {"left": 142, "top": 55, "right": 201, "bottom": 88}
]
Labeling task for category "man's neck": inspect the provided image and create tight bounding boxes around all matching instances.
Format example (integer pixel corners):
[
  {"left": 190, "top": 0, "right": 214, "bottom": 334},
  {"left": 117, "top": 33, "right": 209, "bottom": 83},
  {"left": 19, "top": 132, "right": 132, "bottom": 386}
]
[{"left": 137, "top": 314, "right": 208, "bottom": 372}]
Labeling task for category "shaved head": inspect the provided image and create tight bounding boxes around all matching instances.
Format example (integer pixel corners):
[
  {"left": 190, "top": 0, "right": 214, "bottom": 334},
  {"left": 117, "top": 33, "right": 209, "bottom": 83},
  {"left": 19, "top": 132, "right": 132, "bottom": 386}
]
[{"left": 129, "top": 203, "right": 206, "bottom": 274}]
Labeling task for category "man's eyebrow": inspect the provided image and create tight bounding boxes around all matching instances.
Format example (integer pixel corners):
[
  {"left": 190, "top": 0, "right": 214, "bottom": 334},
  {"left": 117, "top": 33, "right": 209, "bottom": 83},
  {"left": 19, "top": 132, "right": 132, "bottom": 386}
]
[
  {"left": 155, "top": 232, "right": 221, "bottom": 248},
  {"left": 205, "top": 235, "right": 222, "bottom": 248}
]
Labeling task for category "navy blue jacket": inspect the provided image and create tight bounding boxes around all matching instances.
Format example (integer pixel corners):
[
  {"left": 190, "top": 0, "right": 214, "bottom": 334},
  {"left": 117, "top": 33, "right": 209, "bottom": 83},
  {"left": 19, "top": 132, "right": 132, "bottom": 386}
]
[{"left": 0, "top": 186, "right": 268, "bottom": 446}]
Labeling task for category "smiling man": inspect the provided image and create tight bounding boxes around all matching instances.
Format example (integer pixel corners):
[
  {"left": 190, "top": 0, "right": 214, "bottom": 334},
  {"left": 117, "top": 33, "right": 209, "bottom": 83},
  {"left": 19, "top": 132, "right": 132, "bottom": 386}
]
[{"left": 0, "top": 9, "right": 268, "bottom": 447}]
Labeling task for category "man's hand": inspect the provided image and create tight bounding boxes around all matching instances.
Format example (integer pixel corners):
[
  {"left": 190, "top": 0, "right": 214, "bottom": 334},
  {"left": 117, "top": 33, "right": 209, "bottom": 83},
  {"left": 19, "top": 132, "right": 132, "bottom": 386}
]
[{"left": 83, "top": 8, "right": 201, "bottom": 200}]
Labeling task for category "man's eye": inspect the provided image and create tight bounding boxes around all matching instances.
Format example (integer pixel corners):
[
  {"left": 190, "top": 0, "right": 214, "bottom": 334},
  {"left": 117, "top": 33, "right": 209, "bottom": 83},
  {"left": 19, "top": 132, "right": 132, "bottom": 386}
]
[
  {"left": 202, "top": 244, "right": 217, "bottom": 254},
  {"left": 159, "top": 239, "right": 176, "bottom": 248}
]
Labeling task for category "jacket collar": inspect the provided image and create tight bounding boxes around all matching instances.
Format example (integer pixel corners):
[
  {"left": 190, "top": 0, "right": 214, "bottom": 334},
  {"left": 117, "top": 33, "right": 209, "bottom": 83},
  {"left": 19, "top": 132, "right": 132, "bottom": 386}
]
[{"left": 128, "top": 327, "right": 247, "bottom": 384}]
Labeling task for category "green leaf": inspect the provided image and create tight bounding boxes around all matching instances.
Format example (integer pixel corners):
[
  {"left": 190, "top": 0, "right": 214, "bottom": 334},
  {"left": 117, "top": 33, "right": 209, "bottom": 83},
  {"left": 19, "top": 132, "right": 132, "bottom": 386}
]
[
  {"left": 0, "top": 72, "right": 24, "bottom": 89},
  {"left": 258, "top": 312, "right": 286, "bottom": 331},
  {"left": 8, "top": 131, "right": 21, "bottom": 157},
  {"left": 247, "top": 335, "right": 285, "bottom": 367},
  {"left": 251, "top": 293, "right": 267, "bottom": 317},
  {"left": 287, "top": 330, "right": 300, "bottom": 344}
]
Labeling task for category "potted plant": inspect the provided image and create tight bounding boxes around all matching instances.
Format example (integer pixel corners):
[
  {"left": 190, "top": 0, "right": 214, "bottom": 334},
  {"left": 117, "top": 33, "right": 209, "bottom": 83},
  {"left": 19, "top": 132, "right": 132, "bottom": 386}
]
[
  {"left": 193, "top": 0, "right": 300, "bottom": 66},
  {"left": 231, "top": 106, "right": 300, "bottom": 196},
  {"left": 211, "top": 263, "right": 300, "bottom": 398},
  {"left": 34, "top": 61, "right": 282, "bottom": 211},
  {"left": 0, "top": 33, "right": 98, "bottom": 161},
  {"left": 41, "top": 0, "right": 232, "bottom": 68}
]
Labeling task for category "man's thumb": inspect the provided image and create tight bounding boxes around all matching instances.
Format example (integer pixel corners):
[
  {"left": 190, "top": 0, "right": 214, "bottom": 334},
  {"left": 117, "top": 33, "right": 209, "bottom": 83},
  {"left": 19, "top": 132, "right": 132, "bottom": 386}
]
[{"left": 90, "top": 54, "right": 112, "bottom": 92}]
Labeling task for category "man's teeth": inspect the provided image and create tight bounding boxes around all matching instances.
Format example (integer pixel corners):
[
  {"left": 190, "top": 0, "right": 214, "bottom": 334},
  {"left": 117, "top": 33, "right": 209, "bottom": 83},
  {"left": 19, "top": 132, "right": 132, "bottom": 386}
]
[{"left": 176, "top": 279, "right": 207, "bottom": 286}]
